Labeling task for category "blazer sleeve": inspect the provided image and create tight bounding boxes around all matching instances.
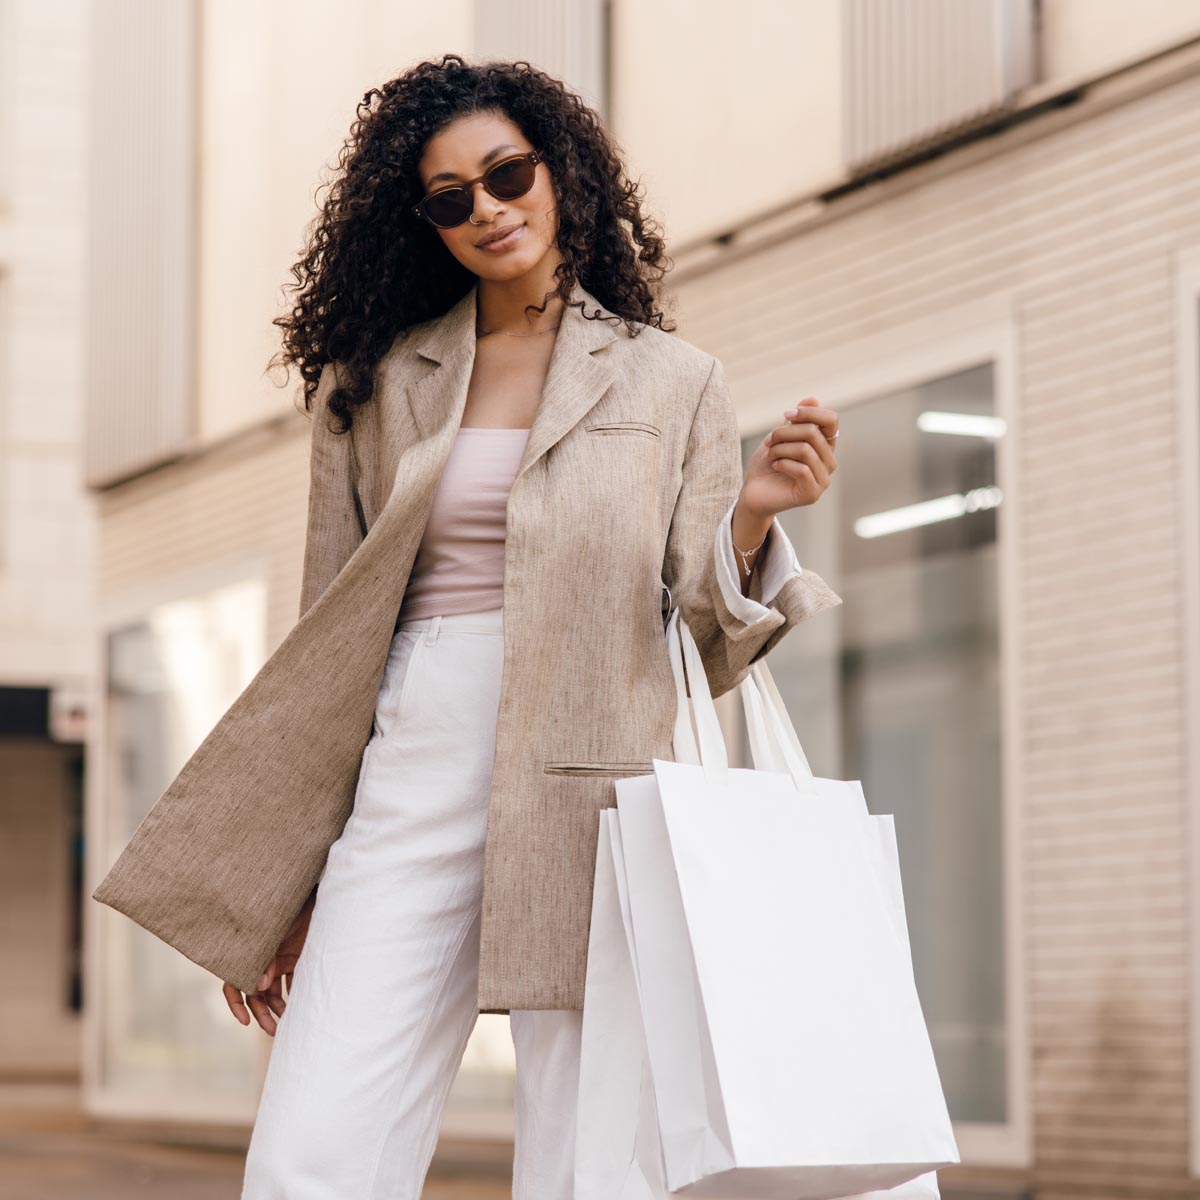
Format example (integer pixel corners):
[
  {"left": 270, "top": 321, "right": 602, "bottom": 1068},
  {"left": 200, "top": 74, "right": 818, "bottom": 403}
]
[
  {"left": 298, "top": 362, "right": 366, "bottom": 621},
  {"left": 661, "top": 354, "right": 844, "bottom": 700}
]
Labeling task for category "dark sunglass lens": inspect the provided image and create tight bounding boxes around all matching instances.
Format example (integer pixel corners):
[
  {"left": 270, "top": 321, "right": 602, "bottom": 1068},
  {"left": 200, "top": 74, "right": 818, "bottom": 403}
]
[
  {"left": 487, "top": 157, "right": 534, "bottom": 200},
  {"left": 424, "top": 188, "right": 472, "bottom": 227}
]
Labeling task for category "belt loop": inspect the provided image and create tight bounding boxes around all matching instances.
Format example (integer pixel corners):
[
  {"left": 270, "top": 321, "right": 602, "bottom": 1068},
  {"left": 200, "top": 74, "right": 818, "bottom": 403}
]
[{"left": 426, "top": 614, "right": 443, "bottom": 645}]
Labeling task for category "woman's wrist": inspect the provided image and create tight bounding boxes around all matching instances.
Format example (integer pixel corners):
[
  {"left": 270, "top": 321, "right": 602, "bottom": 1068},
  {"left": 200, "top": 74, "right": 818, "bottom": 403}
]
[{"left": 731, "top": 496, "right": 774, "bottom": 588}]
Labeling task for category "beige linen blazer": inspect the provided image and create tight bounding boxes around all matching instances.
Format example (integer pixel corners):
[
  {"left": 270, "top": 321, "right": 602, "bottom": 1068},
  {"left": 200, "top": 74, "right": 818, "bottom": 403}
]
[{"left": 92, "top": 280, "right": 843, "bottom": 1013}]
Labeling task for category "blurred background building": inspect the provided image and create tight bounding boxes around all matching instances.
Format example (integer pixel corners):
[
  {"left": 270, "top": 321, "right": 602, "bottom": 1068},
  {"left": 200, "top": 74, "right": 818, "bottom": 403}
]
[{"left": 2, "top": 1, "right": 1200, "bottom": 1196}]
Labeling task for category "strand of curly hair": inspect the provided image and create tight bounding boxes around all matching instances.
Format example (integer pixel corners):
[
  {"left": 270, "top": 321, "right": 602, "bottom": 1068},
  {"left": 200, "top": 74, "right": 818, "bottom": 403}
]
[{"left": 271, "top": 53, "right": 677, "bottom": 435}]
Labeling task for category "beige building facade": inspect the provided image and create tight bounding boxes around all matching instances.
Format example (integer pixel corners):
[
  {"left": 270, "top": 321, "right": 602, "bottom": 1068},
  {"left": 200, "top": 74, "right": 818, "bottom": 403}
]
[
  {"left": 0, "top": 0, "right": 93, "bottom": 1090},
  {"left": 3, "top": 1, "right": 1184, "bottom": 1195},
  {"left": 670, "top": 33, "right": 1200, "bottom": 1197}
]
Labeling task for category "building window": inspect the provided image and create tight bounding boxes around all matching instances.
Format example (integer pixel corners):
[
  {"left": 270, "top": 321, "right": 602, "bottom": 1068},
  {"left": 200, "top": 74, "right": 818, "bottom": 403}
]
[
  {"left": 96, "top": 575, "right": 267, "bottom": 1113},
  {"left": 742, "top": 362, "right": 1007, "bottom": 1123}
]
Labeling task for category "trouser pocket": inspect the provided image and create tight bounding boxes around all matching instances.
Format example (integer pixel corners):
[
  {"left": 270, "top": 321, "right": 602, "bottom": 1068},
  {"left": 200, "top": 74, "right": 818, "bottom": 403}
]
[{"left": 373, "top": 631, "right": 426, "bottom": 739}]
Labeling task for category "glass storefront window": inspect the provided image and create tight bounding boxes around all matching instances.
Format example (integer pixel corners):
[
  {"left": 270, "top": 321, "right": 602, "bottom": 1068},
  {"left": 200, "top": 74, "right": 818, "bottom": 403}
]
[
  {"left": 97, "top": 572, "right": 521, "bottom": 1129},
  {"left": 741, "top": 363, "right": 1006, "bottom": 1124},
  {"left": 98, "top": 576, "right": 268, "bottom": 1114}
]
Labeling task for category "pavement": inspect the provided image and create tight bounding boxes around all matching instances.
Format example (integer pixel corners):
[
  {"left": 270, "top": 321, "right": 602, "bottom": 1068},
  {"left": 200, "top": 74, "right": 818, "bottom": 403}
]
[
  {"left": 0, "top": 1083, "right": 1030, "bottom": 1199},
  {"left": 0, "top": 1084, "right": 512, "bottom": 1199},
  {"left": 0, "top": 1131, "right": 512, "bottom": 1198}
]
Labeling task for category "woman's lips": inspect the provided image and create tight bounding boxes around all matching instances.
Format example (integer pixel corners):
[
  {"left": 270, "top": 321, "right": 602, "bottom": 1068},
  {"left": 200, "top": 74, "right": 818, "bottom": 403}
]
[{"left": 477, "top": 224, "right": 525, "bottom": 253}]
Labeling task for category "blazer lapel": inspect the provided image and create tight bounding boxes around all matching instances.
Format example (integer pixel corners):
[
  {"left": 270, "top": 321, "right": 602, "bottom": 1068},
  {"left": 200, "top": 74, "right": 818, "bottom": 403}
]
[
  {"left": 369, "top": 279, "right": 620, "bottom": 524},
  {"left": 514, "top": 282, "right": 619, "bottom": 480},
  {"left": 404, "top": 285, "right": 479, "bottom": 442}
]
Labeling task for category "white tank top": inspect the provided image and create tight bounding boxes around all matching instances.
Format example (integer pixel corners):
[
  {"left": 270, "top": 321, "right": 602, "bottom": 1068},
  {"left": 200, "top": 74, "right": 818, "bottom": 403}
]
[{"left": 395, "top": 426, "right": 531, "bottom": 622}]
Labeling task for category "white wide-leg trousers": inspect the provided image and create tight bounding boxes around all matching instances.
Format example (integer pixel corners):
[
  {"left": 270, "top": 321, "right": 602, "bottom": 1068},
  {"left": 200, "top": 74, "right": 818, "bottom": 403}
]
[{"left": 241, "top": 606, "right": 584, "bottom": 1199}]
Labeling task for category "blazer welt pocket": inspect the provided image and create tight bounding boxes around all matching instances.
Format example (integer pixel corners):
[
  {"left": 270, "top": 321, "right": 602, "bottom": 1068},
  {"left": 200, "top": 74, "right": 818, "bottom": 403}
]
[
  {"left": 542, "top": 760, "right": 655, "bottom": 776},
  {"left": 585, "top": 421, "right": 661, "bottom": 440}
]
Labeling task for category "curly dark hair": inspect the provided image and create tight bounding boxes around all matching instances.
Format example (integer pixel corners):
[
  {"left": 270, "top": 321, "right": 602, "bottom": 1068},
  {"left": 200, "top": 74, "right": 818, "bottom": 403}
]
[{"left": 271, "top": 53, "right": 677, "bottom": 434}]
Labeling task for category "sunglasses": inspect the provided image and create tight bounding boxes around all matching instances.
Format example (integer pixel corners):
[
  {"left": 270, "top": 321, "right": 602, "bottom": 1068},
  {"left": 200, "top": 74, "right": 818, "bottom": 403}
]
[{"left": 412, "top": 150, "right": 543, "bottom": 229}]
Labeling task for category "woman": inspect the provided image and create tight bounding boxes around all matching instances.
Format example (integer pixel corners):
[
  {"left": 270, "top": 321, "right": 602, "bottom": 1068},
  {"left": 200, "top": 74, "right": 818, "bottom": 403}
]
[{"left": 96, "top": 53, "right": 842, "bottom": 1200}]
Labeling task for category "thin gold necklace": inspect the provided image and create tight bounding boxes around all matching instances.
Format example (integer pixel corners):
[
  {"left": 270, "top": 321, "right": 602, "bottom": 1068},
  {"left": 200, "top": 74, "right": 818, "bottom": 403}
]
[{"left": 475, "top": 322, "right": 561, "bottom": 337}]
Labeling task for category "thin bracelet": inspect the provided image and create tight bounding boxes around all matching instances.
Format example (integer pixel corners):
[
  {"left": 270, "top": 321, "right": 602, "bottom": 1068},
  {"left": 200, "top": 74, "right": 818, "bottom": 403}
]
[{"left": 732, "top": 530, "right": 768, "bottom": 576}]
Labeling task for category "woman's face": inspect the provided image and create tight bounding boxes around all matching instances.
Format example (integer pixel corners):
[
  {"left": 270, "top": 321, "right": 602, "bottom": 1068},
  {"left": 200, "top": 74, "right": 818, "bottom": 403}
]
[{"left": 416, "top": 111, "right": 560, "bottom": 282}]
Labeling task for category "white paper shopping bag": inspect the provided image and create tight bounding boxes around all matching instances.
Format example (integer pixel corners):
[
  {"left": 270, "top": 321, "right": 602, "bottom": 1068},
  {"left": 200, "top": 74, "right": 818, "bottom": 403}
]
[
  {"left": 605, "top": 609, "right": 959, "bottom": 1198},
  {"left": 575, "top": 808, "right": 663, "bottom": 1200},
  {"left": 575, "top": 747, "right": 944, "bottom": 1199}
]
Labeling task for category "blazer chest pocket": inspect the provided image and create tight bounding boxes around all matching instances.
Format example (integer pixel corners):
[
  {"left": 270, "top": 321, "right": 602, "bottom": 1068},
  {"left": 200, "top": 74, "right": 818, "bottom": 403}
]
[
  {"left": 585, "top": 420, "right": 661, "bottom": 440},
  {"left": 543, "top": 760, "right": 655, "bottom": 776}
]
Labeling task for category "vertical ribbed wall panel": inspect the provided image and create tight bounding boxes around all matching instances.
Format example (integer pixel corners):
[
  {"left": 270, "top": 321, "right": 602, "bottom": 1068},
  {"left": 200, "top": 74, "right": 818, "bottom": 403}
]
[
  {"left": 84, "top": 0, "right": 195, "bottom": 487},
  {"left": 675, "top": 71, "right": 1200, "bottom": 1197},
  {"left": 474, "top": 0, "right": 608, "bottom": 119},
  {"left": 844, "top": 0, "right": 1036, "bottom": 171}
]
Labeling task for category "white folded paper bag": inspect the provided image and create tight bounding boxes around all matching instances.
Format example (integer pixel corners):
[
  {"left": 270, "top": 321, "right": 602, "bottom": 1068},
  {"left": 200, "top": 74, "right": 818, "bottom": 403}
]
[{"left": 575, "top": 608, "right": 959, "bottom": 1200}]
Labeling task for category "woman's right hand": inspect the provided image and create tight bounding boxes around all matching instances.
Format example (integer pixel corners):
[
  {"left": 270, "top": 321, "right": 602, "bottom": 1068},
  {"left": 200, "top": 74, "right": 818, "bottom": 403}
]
[{"left": 222, "top": 888, "right": 317, "bottom": 1037}]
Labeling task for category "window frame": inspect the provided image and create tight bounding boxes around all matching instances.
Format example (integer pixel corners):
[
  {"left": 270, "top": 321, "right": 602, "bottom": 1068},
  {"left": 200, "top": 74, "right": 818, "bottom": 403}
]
[
  {"left": 728, "top": 297, "right": 1030, "bottom": 1167},
  {"left": 1175, "top": 246, "right": 1200, "bottom": 1180}
]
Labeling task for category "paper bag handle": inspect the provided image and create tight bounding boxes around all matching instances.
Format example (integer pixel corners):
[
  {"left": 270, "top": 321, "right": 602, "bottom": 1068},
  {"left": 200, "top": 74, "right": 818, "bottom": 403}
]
[
  {"left": 740, "top": 659, "right": 818, "bottom": 794},
  {"left": 665, "top": 608, "right": 729, "bottom": 785},
  {"left": 665, "top": 608, "right": 815, "bottom": 794},
  {"left": 739, "top": 664, "right": 784, "bottom": 772}
]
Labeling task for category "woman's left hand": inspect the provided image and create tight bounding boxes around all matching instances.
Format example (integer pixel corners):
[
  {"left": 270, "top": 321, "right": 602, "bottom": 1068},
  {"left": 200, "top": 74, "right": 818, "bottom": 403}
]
[{"left": 739, "top": 397, "right": 839, "bottom": 518}]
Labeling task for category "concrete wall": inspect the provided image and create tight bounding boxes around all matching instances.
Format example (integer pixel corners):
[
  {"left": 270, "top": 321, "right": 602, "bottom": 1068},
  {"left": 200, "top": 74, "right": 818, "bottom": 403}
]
[
  {"left": 196, "top": 0, "right": 473, "bottom": 444},
  {"left": 0, "top": 0, "right": 94, "bottom": 689},
  {"left": 1042, "top": 0, "right": 1200, "bottom": 83},
  {"left": 608, "top": 0, "right": 1200, "bottom": 252}
]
